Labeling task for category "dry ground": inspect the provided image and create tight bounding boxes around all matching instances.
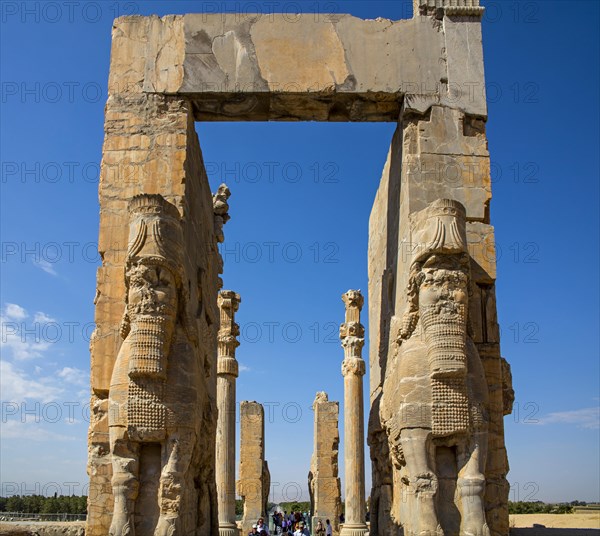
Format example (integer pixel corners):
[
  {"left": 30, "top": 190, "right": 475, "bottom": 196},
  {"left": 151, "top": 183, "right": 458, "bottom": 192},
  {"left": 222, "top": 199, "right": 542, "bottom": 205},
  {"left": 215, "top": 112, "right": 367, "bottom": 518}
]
[
  {"left": 511, "top": 513, "right": 600, "bottom": 529},
  {"left": 510, "top": 513, "right": 600, "bottom": 536},
  {"left": 0, "top": 521, "right": 84, "bottom": 535}
]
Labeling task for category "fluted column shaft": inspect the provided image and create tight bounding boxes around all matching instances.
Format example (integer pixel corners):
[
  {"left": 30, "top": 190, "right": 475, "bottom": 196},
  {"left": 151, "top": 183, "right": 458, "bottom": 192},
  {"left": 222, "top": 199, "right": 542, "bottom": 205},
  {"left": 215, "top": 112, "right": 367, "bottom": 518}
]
[
  {"left": 216, "top": 290, "right": 241, "bottom": 536},
  {"left": 340, "top": 290, "right": 369, "bottom": 536}
]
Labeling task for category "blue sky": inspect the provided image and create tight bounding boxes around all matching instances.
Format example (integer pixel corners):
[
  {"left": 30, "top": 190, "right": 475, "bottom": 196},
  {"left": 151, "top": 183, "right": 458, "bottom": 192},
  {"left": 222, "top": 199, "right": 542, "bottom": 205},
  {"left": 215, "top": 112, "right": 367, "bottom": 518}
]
[{"left": 1, "top": 1, "right": 598, "bottom": 505}]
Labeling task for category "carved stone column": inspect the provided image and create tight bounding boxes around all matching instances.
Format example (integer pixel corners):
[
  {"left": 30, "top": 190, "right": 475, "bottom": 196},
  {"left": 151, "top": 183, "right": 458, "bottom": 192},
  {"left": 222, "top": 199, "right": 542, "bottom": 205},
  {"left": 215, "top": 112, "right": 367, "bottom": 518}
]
[
  {"left": 340, "top": 291, "right": 369, "bottom": 536},
  {"left": 216, "top": 290, "right": 241, "bottom": 536}
]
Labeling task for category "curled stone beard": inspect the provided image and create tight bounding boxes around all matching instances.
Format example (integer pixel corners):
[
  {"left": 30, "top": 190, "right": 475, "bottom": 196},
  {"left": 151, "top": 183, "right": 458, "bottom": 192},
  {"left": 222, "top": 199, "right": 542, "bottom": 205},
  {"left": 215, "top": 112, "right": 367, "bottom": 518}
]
[
  {"left": 420, "top": 299, "right": 468, "bottom": 379},
  {"left": 126, "top": 302, "right": 176, "bottom": 442},
  {"left": 418, "top": 270, "right": 471, "bottom": 437},
  {"left": 127, "top": 302, "right": 176, "bottom": 380}
]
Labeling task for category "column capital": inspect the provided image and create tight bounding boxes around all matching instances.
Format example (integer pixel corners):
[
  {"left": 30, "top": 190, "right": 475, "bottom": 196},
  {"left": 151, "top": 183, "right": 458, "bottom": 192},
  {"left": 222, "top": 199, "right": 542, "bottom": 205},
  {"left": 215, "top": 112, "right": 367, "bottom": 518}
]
[
  {"left": 341, "top": 357, "right": 366, "bottom": 377},
  {"left": 218, "top": 290, "right": 241, "bottom": 376},
  {"left": 340, "top": 290, "right": 366, "bottom": 362}
]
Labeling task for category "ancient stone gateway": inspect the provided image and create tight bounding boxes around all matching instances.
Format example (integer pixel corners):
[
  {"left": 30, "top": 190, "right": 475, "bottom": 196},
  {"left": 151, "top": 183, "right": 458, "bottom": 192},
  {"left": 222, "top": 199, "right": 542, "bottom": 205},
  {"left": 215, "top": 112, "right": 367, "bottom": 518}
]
[{"left": 88, "top": 1, "right": 513, "bottom": 535}]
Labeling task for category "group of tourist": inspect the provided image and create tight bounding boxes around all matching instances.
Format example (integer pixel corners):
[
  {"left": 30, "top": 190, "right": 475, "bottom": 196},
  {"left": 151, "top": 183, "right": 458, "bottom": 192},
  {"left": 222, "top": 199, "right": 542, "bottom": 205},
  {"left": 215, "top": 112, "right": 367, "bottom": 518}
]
[{"left": 247, "top": 512, "right": 333, "bottom": 536}]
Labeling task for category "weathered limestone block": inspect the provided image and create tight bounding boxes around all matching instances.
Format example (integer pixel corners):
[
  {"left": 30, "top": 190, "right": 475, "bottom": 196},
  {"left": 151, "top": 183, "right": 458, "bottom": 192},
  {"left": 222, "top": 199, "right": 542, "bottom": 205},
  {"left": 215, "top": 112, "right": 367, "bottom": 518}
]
[
  {"left": 105, "top": 11, "right": 486, "bottom": 121},
  {"left": 309, "top": 392, "right": 341, "bottom": 534},
  {"left": 237, "top": 402, "right": 268, "bottom": 535}
]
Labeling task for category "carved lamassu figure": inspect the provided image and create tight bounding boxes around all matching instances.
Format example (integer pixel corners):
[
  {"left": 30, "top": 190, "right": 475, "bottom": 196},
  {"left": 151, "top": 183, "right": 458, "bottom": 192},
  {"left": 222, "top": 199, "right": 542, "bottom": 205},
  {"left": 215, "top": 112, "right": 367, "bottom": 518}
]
[
  {"left": 109, "top": 194, "right": 209, "bottom": 536},
  {"left": 381, "top": 199, "right": 490, "bottom": 536}
]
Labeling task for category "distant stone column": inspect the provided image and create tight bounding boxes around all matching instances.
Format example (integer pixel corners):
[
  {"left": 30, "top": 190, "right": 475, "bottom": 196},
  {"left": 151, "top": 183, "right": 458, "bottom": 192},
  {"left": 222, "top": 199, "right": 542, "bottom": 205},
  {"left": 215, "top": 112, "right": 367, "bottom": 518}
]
[
  {"left": 237, "top": 401, "right": 267, "bottom": 535},
  {"left": 216, "top": 290, "right": 241, "bottom": 536},
  {"left": 339, "top": 291, "right": 369, "bottom": 536},
  {"left": 309, "top": 392, "right": 341, "bottom": 535}
]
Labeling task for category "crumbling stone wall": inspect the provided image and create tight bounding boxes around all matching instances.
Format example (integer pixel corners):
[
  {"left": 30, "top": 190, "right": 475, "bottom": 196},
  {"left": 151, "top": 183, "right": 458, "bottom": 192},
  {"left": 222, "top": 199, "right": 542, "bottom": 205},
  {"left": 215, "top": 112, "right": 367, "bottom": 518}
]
[
  {"left": 237, "top": 402, "right": 268, "bottom": 534},
  {"left": 309, "top": 392, "right": 341, "bottom": 534}
]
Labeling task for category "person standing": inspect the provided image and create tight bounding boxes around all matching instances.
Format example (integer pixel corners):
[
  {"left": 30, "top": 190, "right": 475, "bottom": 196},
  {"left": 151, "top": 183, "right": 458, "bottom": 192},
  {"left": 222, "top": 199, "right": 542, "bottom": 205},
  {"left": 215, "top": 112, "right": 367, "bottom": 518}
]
[
  {"left": 293, "top": 522, "right": 310, "bottom": 536},
  {"left": 257, "top": 518, "right": 270, "bottom": 535}
]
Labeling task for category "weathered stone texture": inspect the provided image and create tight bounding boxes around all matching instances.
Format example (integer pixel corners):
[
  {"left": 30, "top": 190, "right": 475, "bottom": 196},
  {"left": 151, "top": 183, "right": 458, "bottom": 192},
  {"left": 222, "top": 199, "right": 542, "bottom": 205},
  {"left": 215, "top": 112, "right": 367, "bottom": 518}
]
[
  {"left": 87, "top": 18, "right": 221, "bottom": 534},
  {"left": 339, "top": 292, "right": 369, "bottom": 536},
  {"left": 216, "top": 291, "right": 241, "bottom": 536},
  {"left": 309, "top": 392, "right": 341, "bottom": 534},
  {"left": 368, "top": 105, "right": 511, "bottom": 536},
  {"left": 105, "top": 11, "right": 486, "bottom": 122},
  {"left": 90, "top": 5, "right": 511, "bottom": 535},
  {"left": 237, "top": 402, "right": 268, "bottom": 535}
]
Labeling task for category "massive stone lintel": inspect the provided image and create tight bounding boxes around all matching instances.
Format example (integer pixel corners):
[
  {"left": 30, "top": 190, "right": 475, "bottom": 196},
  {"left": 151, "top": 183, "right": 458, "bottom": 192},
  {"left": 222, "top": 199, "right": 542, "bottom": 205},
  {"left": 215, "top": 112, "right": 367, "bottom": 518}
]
[
  {"left": 309, "top": 392, "right": 341, "bottom": 535},
  {"left": 107, "top": 12, "right": 487, "bottom": 122},
  {"left": 237, "top": 401, "right": 269, "bottom": 535}
]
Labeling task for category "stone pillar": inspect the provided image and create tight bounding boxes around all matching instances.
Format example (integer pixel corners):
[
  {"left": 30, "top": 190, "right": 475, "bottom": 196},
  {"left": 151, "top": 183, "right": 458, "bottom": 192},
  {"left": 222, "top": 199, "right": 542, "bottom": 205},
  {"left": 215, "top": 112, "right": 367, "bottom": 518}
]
[
  {"left": 339, "top": 291, "right": 368, "bottom": 536},
  {"left": 237, "top": 401, "right": 268, "bottom": 535},
  {"left": 309, "top": 392, "right": 341, "bottom": 535},
  {"left": 86, "top": 16, "right": 221, "bottom": 536},
  {"left": 216, "top": 290, "right": 241, "bottom": 536}
]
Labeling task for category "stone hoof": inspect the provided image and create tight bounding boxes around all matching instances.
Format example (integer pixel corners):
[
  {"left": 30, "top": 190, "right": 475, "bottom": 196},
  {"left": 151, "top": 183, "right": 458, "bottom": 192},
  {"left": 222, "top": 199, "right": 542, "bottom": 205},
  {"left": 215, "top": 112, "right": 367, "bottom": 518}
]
[
  {"left": 418, "top": 524, "right": 443, "bottom": 536},
  {"left": 155, "top": 516, "right": 177, "bottom": 536},
  {"left": 461, "top": 523, "right": 491, "bottom": 536},
  {"left": 109, "top": 516, "right": 133, "bottom": 536}
]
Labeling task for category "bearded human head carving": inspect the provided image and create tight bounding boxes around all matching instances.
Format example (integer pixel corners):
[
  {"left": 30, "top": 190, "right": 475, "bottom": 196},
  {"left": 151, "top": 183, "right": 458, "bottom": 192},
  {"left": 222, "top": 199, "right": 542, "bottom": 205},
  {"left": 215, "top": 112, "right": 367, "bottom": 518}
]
[
  {"left": 121, "top": 194, "right": 185, "bottom": 380},
  {"left": 380, "top": 199, "right": 491, "bottom": 536},
  {"left": 400, "top": 199, "right": 471, "bottom": 377}
]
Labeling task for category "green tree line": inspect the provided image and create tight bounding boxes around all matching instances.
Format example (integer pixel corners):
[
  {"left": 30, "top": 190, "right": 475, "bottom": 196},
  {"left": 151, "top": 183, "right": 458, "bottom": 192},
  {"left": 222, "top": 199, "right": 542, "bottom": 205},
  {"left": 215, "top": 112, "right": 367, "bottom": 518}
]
[
  {"left": 0, "top": 495, "right": 87, "bottom": 514},
  {"left": 508, "top": 501, "right": 577, "bottom": 514}
]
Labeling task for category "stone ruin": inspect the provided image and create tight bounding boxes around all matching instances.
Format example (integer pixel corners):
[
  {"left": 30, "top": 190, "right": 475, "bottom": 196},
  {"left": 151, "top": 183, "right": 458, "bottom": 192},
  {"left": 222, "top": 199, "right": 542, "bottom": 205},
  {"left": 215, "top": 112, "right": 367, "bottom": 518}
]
[
  {"left": 87, "top": 1, "right": 514, "bottom": 534},
  {"left": 237, "top": 402, "right": 270, "bottom": 536},
  {"left": 309, "top": 392, "right": 342, "bottom": 534}
]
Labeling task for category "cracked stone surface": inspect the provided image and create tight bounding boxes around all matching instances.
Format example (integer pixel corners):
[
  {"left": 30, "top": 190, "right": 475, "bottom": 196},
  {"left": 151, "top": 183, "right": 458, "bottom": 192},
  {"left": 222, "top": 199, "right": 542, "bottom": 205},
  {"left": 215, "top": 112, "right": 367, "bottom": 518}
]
[{"left": 107, "top": 13, "right": 487, "bottom": 121}]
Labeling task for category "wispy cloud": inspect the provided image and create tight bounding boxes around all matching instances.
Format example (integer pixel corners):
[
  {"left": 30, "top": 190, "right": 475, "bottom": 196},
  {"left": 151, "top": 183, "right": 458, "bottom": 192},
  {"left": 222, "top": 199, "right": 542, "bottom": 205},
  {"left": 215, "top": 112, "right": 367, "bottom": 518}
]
[
  {"left": 239, "top": 363, "right": 251, "bottom": 372},
  {"left": 57, "top": 367, "right": 88, "bottom": 386},
  {"left": 33, "top": 259, "right": 58, "bottom": 276},
  {"left": 33, "top": 312, "right": 56, "bottom": 323},
  {"left": 4, "top": 303, "right": 27, "bottom": 321},
  {"left": 0, "top": 361, "right": 63, "bottom": 403},
  {"left": 539, "top": 406, "right": 600, "bottom": 430},
  {"left": 1, "top": 303, "right": 57, "bottom": 360}
]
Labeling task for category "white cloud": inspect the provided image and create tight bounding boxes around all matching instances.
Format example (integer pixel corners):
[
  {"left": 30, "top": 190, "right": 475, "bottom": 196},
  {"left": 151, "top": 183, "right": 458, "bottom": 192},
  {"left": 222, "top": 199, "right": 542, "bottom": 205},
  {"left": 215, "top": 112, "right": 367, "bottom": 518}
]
[
  {"left": 239, "top": 363, "right": 251, "bottom": 372},
  {"left": 57, "top": 367, "right": 88, "bottom": 386},
  {"left": 4, "top": 303, "right": 27, "bottom": 320},
  {"left": 33, "top": 312, "right": 56, "bottom": 323},
  {"left": 540, "top": 406, "right": 600, "bottom": 430},
  {"left": 33, "top": 259, "right": 58, "bottom": 276},
  {"left": 0, "top": 361, "right": 63, "bottom": 403},
  {"left": 1, "top": 304, "right": 58, "bottom": 360}
]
